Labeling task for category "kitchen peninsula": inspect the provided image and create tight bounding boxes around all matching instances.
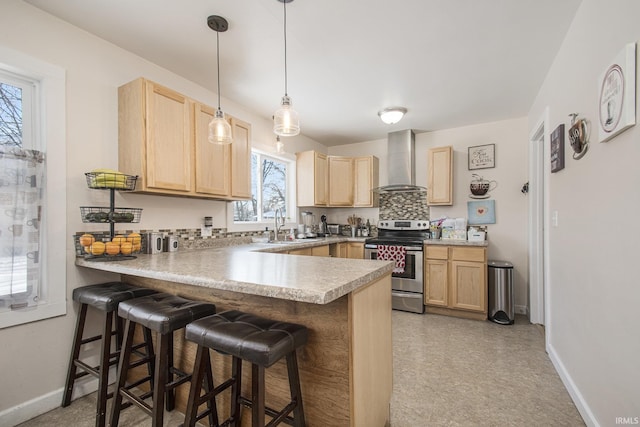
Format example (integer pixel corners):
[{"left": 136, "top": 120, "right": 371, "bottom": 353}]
[{"left": 76, "top": 240, "right": 394, "bottom": 427}]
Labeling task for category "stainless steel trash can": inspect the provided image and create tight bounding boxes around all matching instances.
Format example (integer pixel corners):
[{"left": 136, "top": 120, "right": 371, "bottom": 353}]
[{"left": 488, "top": 260, "right": 514, "bottom": 325}]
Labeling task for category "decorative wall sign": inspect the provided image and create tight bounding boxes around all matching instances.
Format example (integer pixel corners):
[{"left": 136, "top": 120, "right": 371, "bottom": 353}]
[
  {"left": 467, "top": 199, "right": 496, "bottom": 225},
  {"left": 468, "top": 144, "right": 495, "bottom": 170},
  {"left": 550, "top": 124, "right": 565, "bottom": 172},
  {"left": 598, "top": 42, "right": 636, "bottom": 143},
  {"left": 568, "top": 113, "right": 589, "bottom": 160}
]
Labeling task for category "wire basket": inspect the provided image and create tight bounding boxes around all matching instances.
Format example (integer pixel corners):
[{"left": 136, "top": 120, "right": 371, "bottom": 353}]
[
  {"left": 85, "top": 172, "right": 138, "bottom": 191},
  {"left": 80, "top": 207, "right": 142, "bottom": 223},
  {"left": 73, "top": 232, "right": 144, "bottom": 260}
]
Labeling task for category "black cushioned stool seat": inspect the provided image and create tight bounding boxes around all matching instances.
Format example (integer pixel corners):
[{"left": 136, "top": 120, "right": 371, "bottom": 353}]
[
  {"left": 183, "top": 310, "right": 308, "bottom": 427},
  {"left": 109, "top": 293, "right": 216, "bottom": 427},
  {"left": 62, "top": 282, "right": 157, "bottom": 427}
]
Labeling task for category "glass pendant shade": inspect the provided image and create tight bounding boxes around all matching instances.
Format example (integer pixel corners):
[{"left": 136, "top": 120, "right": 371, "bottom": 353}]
[
  {"left": 208, "top": 109, "right": 233, "bottom": 144},
  {"left": 275, "top": 135, "right": 284, "bottom": 153},
  {"left": 273, "top": 95, "right": 300, "bottom": 136}
]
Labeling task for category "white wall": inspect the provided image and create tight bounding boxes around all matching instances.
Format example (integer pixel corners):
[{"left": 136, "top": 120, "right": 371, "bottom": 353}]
[
  {"left": 0, "top": 2, "right": 325, "bottom": 423},
  {"left": 528, "top": 0, "right": 640, "bottom": 424},
  {"left": 330, "top": 119, "right": 530, "bottom": 312}
]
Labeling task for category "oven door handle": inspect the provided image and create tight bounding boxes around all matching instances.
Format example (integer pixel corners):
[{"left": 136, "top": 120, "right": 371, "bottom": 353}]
[{"left": 364, "top": 245, "right": 423, "bottom": 252}]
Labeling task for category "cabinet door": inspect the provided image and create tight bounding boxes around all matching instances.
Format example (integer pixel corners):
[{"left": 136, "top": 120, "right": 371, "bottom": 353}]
[
  {"left": 288, "top": 248, "right": 312, "bottom": 256},
  {"left": 194, "top": 103, "right": 230, "bottom": 197},
  {"left": 328, "top": 157, "right": 354, "bottom": 206},
  {"left": 230, "top": 118, "right": 251, "bottom": 199},
  {"left": 425, "top": 258, "right": 448, "bottom": 306},
  {"left": 346, "top": 242, "right": 364, "bottom": 259},
  {"left": 354, "top": 156, "right": 379, "bottom": 207},
  {"left": 427, "top": 146, "right": 453, "bottom": 206},
  {"left": 450, "top": 260, "right": 486, "bottom": 313},
  {"left": 311, "top": 245, "right": 330, "bottom": 257},
  {"left": 315, "top": 153, "right": 328, "bottom": 205},
  {"left": 296, "top": 151, "right": 327, "bottom": 207},
  {"left": 145, "top": 82, "right": 192, "bottom": 192}
]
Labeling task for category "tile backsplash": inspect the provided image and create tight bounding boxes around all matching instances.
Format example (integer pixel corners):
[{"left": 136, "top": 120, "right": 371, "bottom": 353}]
[{"left": 379, "top": 190, "right": 429, "bottom": 220}]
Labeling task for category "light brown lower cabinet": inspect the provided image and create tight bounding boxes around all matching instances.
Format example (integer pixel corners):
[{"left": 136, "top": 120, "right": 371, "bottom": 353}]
[
  {"left": 287, "top": 245, "right": 330, "bottom": 257},
  {"left": 424, "top": 245, "right": 487, "bottom": 320},
  {"left": 329, "top": 242, "right": 364, "bottom": 259}
]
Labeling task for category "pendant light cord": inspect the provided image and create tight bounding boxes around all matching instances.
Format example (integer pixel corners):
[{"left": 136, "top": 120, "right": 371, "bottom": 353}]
[
  {"left": 216, "top": 30, "right": 222, "bottom": 111},
  {"left": 283, "top": 0, "right": 288, "bottom": 96}
]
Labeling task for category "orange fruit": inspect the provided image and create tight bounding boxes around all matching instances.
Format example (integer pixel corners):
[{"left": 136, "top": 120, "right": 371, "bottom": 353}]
[
  {"left": 111, "top": 235, "right": 127, "bottom": 245},
  {"left": 79, "top": 233, "right": 95, "bottom": 247},
  {"left": 84, "top": 245, "right": 91, "bottom": 254},
  {"left": 133, "top": 243, "right": 141, "bottom": 252},
  {"left": 127, "top": 232, "right": 142, "bottom": 245},
  {"left": 120, "top": 242, "right": 133, "bottom": 255},
  {"left": 90, "top": 241, "right": 106, "bottom": 256},
  {"left": 105, "top": 241, "right": 121, "bottom": 255}
]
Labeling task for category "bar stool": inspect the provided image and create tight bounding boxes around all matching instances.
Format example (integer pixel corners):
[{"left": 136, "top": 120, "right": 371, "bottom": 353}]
[
  {"left": 183, "top": 310, "right": 308, "bottom": 427},
  {"left": 109, "top": 293, "right": 216, "bottom": 427},
  {"left": 62, "top": 282, "right": 157, "bottom": 427}
]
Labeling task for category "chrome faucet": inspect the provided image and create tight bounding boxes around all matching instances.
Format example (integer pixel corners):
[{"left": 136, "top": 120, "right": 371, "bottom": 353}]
[{"left": 274, "top": 208, "right": 285, "bottom": 241}]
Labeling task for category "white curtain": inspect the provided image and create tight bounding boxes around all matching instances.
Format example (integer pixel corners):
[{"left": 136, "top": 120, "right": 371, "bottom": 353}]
[{"left": 0, "top": 146, "right": 45, "bottom": 310}]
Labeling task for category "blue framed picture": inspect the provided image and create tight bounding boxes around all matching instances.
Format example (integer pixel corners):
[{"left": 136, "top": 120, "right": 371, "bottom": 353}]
[{"left": 468, "top": 200, "right": 496, "bottom": 225}]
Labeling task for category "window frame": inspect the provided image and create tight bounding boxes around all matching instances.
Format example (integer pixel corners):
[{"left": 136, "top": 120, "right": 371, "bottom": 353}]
[
  {"left": 0, "top": 46, "right": 67, "bottom": 329},
  {"left": 227, "top": 148, "right": 297, "bottom": 232}
]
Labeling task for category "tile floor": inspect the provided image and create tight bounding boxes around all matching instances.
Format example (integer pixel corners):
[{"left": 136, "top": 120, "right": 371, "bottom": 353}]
[{"left": 18, "top": 312, "right": 584, "bottom": 426}]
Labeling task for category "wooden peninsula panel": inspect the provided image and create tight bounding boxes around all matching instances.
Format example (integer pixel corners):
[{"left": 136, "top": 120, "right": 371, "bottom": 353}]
[{"left": 122, "top": 273, "right": 392, "bottom": 427}]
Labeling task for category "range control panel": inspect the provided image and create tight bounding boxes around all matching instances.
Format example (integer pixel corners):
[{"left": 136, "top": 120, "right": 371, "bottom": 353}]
[{"left": 377, "top": 219, "right": 430, "bottom": 231}]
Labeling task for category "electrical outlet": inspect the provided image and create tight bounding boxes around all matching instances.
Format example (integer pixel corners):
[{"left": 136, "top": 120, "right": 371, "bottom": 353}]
[
  {"left": 552, "top": 211, "right": 559, "bottom": 227},
  {"left": 201, "top": 226, "right": 212, "bottom": 237}
]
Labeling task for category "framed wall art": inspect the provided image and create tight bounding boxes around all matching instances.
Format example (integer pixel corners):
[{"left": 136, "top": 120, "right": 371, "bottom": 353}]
[
  {"left": 550, "top": 124, "right": 565, "bottom": 172},
  {"left": 467, "top": 200, "right": 496, "bottom": 225},
  {"left": 468, "top": 143, "right": 495, "bottom": 170},
  {"left": 598, "top": 42, "right": 636, "bottom": 143}
]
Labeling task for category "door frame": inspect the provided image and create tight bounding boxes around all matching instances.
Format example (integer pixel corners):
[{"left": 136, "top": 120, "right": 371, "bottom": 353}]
[{"left": 528, "top": 108, "right": 551, "bottom": 332}]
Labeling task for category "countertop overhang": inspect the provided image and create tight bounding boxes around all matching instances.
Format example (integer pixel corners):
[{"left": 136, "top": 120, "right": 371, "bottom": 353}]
[{"left": 76, "top": 237, "right": 394, "bottom": 305}]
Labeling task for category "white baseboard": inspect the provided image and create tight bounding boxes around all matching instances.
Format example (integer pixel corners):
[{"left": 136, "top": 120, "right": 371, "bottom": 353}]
[
  {"left": 547, "top": 343, "right": 599, "bottom": 427},
  {"left": 0, "top": 378, "right": 98, "bottom": 427},
  {"left": 515, "top": 304, "right": 528, "bottom": 315}
]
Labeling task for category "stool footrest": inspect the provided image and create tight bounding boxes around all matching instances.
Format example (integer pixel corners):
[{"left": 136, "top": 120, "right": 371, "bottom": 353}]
[
  {"left": 119, "top": 388, "right": 152, "bottom": 415},
  {"left": 165, "top": 369, "right": 191, "bottom": 391},
  {"left": 239, "top": 396, "right": 296, "bottom": 427},
  {"left": 79, "top": 333, "right": 103, "bottom": 346}
]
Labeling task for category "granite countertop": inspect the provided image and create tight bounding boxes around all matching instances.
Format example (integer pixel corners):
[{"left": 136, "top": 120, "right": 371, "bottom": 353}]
[
  {"left": 75, "top": 237, "right": 391, "bottom": 305},
  {"left": 423, "top": 239, "right": 489, "bottom": 247}
]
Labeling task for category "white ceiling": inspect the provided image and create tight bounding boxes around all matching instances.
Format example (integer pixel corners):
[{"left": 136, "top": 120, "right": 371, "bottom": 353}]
[{"left": 25, "top": 0, "right": 582, "bottom": 146}]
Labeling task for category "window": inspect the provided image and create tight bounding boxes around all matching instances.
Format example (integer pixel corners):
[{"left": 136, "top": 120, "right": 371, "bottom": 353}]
[
  {"left": 234, "top": 150, "right": 292, "bottom": 223},
  {"left": 0, "top": 47, "right": 66, "bottom": 329}
]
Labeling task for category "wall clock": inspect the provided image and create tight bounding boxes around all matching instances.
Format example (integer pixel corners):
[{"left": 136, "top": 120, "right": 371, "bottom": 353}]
[{"left": 598, "top": 42, "right": 636, "bottom": 142}]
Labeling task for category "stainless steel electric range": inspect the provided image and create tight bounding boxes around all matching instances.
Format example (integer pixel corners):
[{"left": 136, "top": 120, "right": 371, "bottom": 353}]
[{"left": 364, "top": 219, "right": 429, "bottom": 314}]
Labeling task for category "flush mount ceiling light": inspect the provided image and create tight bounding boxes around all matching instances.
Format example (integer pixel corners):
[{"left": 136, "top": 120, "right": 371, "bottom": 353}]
[
  {"left": 378, "top": 107, "right": 407, "bottom": 125},
  {"left": 273, "top": 0, "right": 300, "bottom": 137},
  {"left": 207, "top": 15, "right": 233, "bottom": 145}
]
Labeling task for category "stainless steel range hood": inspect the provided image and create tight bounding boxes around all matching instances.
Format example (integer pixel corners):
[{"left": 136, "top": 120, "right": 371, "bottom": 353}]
[{"left": 374, "top": 129, "right": 427, "bottom": 192}]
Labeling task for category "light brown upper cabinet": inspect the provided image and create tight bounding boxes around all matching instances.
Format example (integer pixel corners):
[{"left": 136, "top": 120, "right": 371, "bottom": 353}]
[
  {"left": 118, "top": 77, "right": 251, "bottom": 200},
  {"left": 353, "top": 156, "right": 379, "bottom": 207},
  {"left": 427, "top": 146, "right": 453, "bottom": 205},
  {"left": 194, "top": 103, "right": 230, "bottom": 197},
  {"left": 229, "top": 118, "right": 252, "bottom": 199},
  {"left": 296, "top": 151, "right": 379, "bottom": 207},
  {"left": 296, "top": 151, "right": 327, "bottom": 207},
  {"left": 328, "top": 156, "right": 354, "bottom": 206}
]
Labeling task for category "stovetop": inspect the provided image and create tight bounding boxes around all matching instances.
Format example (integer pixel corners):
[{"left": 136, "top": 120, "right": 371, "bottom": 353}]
[{"left": 365, "top": 219, "right": 430, "bottom": 247}]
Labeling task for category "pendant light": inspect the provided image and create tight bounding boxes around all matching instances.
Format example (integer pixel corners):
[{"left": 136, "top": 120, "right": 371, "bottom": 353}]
[
  {"left": 275, "top": 135, "right": 284, "bottom": 153},
  {"left": 273, "top": 0, "right": 300, "bottom": 137},
  {"left": 207, "top": 15, "right": 233, "bottom": 145}
]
